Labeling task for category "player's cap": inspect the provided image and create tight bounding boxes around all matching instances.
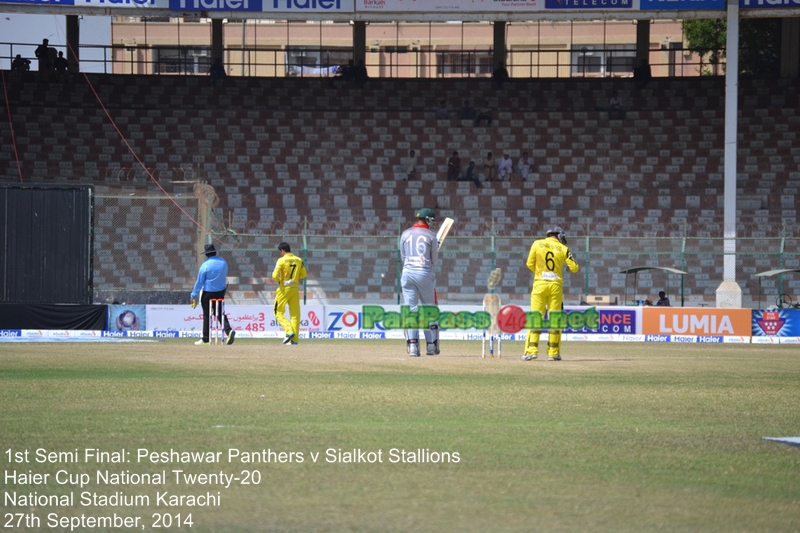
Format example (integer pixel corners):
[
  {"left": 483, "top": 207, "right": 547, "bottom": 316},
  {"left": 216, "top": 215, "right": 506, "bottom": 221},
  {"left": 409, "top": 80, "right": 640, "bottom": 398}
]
[
  {"left": 203, "top": 243, "right": 217, "bottom": 255},
  {"left": 416, "top": 208, "right": 436, "bottom": 220}
]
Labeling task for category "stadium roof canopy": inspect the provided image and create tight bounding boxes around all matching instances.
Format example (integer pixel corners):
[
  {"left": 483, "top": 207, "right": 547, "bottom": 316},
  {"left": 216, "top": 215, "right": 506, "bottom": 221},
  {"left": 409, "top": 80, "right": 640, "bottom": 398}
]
[
  {"left": 619, "top": 266, "right": 688, "bottom": 306},
  {"left": 753, "top": 268, "right": 800, "bottom": 278}
]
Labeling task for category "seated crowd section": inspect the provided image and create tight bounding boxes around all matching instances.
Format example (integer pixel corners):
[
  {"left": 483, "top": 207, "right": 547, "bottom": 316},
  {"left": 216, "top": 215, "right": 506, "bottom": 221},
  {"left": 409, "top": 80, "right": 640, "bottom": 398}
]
[{"left": 1, "top": 72, "right": 799, "bottom": 306}]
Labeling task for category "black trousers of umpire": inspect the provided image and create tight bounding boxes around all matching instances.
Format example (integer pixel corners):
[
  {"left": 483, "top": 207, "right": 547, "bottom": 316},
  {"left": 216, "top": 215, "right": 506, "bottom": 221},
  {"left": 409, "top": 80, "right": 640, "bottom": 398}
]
[{"left": 200, "top": 289, "right": 232, "bottom": 342}]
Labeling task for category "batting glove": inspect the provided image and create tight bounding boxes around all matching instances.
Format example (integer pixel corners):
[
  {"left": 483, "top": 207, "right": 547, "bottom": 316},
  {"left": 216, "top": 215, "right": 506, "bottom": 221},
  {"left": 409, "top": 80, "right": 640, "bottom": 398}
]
[{"left": 190, "top": 298, "right": 197, "bottom": 309}]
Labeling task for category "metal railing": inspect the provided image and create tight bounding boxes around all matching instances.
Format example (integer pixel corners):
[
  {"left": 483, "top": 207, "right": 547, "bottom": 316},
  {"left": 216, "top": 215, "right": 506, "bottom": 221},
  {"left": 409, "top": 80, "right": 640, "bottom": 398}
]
[{"left": 2, "top": 41, "right": 717, "bottom": 79}]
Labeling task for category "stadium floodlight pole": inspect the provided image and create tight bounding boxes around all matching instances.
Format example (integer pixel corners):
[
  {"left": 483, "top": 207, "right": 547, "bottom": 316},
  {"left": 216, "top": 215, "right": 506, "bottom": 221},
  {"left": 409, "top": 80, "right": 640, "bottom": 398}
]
[{"left": 717, "top": 0, "right": 742, "bottom": 308}]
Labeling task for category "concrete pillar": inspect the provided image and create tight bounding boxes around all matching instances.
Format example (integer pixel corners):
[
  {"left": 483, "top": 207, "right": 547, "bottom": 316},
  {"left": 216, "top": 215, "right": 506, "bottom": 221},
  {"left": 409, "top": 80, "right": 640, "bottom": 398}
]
[
  {"left": 212, "top": 19, "right": 224, "bottom": 67},
  {"left": 636, "top": 20, "right": 650, "bottom": 66},
  {"left": 493, "top": 21, "right": 506, "bottom": 70},
  {"left": 781, "top": 18, "right": 800, "bottom": 79},
  {"left": 717, "top": 0, "right": 742, "bottom": 308},
  {"left": 66, "top": 15, "right": 79, "bottom": 73},
  {"left": 353, "top": 21, "right": 366, "bottom": 65}
]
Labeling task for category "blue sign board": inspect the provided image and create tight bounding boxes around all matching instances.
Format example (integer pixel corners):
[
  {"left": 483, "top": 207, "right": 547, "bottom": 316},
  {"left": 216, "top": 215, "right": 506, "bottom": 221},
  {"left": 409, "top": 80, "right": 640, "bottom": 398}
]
[
  {"left": 169, "top": 0, "right": 260, "bottom": 8},
  {"left": 641, "top": 0, "right": 725, "bottom": 9},
  {"left": 741, "top": 0, "right": 800, "bottom": 7},
  {"left": 564, "top": 309, "right": 637, "bottom": 334},
  {"left": 752, "top": 309, "right": 800, "bottom": 337},
  {"left": 0, "top": 0, "right": 75, "bottom": 4}
]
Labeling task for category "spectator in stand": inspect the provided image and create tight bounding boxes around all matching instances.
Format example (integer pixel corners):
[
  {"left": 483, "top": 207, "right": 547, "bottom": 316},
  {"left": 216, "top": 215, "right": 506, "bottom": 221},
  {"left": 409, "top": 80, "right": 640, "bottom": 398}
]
[
  {"left": 405, "top": 149, "right": 419, "bottom": 181},
  {"left": 475, "top": 100, "right": 493, "bottom": 127},
  {"left": 656, "top": 291, "right": 671, "bottom": 306},
  {"left": 497, "top": 153, "right": 513, "bottom": 181},
  {"left": 482, "top": 151, "right": 496, "bottom": 182},
  {"left": 35, "top": 38, "right": 53, "bottom": 80},
  {"left": 492, "top": 61, "right": 510, "bottom": 90},
  {"left": 353, "top": 59, "right": 369, "bottom": 87},
  {"left": 331, "top": 60, "right": 355, "bottom": 87},
  {"left": 460, "top": 161, "right": 483, "bottom": 188},
  {"left": 633, "top": 58, "right": 652, "bottom": 90},
  {"left": 435, "top": 99, "right": 453, "bottom": 120},
  {"left": 11, "top": 54, "right": 31, "bottom": 73},
  {"left": 447, "top": 151, "right": 461, "bottom": 181},
  {"left": 52, "top": 51, "right": 69, "bottom": 79},
  {"left": 209, "top": 58, "right": 226, "bottom": 86},
  {"left": 607, "top": 91, "right": 625, "bottom": 120},
  {"left": 594, "top": 90, "right": 625, "bottom": 120},
  {"left": 458, "top": 101, "right": 476, "bottom": 121},
  {"left": 518, "top": 151, "right": 533, "bottom": 181}
]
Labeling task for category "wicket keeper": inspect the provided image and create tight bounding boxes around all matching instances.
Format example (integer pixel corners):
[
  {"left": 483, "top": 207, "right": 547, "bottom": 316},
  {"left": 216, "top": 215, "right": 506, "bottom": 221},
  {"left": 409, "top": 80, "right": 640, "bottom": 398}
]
[
  {"left": 272, "top": 242, "right": 307, "bottom": 345},
  {"left": 522, "top": 226, "right": 579, "bottom": 361},
  {"left": 191, "top": 243, "right": 235, "bottom": 345},
  {"left": 400, "top": 208, "right": 439, "bottom": 356}
]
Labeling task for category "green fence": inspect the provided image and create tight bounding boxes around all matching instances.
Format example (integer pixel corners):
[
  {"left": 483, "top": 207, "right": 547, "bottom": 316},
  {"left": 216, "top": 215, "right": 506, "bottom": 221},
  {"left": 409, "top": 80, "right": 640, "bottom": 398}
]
[{"left": 92, "top": 191, "right": 800, "bottom": 309}]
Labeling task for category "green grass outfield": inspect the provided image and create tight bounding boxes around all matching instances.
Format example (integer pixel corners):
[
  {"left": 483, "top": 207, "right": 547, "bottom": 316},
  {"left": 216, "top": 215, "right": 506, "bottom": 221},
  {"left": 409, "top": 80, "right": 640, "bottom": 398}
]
[{"left": 1, "top": 339, "right": 799, "bottom": 532}]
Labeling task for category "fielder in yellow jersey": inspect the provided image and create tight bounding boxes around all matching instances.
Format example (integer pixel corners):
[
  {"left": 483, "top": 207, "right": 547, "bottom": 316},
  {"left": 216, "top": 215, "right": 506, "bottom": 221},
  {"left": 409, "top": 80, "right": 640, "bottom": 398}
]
[
  {"left": 523, "top": 226, "right": 579, "bottom": 361},
  {"left": 272, "top": 242, "right": 307, "bottom": 345}
]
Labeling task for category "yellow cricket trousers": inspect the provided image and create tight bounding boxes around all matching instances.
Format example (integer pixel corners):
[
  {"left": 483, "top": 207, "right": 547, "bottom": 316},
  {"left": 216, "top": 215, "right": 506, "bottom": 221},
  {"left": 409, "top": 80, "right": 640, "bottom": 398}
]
[
  {"left": 523, "top": 281, "right": 564, "bottom": 358},
  {"left": 274, "top": 287, "right": 301, "bottom": 343}
]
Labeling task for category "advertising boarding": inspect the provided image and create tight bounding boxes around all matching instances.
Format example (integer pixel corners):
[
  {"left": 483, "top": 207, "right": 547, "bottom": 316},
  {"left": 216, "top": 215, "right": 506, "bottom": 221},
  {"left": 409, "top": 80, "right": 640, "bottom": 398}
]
[
  {"left": 640, "top": 0, "right": 724, "bottom": 9},
  {"left": 144, "top": 304, "right": 324, "bottom": 338},
  {"left": 751, "top": 309, "right": 800, "bottom": 343},
  {"left": 356, "top": 0, "right": 542, "bottom": 12},
  {"left": 169, "top": 0, "right": 354, "bottom": 12},
  {"left": 642, "top": 307, "right": 752, "bottom": 343}
]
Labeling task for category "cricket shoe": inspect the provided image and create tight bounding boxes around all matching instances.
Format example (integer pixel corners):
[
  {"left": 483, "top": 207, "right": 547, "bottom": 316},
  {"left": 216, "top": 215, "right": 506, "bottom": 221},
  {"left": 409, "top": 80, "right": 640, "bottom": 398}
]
[
  {"left": 426, "top": 342, "right": 439, "bottom": 356},
  {"left": 548, "top": 355, "right": 562, "bottom": 361},
  {"left": 282, "top": 332, "right": 295, "bottom": 345},
  {"left": 290, "top": 342, "right": 298, "bottom": 346},
  {"left": 225, "top": 330, "right": 236, "bottom": 345},
  {"left": 521, "top": 354, "right": 538, "bottom": 361},
  {"left": 195, "top": 340, "right": 209, "bottom": 346},
  {"left": 408, "top": 342, "right": 420, "bottom": 357}
]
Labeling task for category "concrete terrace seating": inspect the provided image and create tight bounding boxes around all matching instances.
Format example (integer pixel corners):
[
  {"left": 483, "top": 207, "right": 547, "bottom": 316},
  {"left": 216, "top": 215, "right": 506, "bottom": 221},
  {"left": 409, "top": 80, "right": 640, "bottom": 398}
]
[{"left": 1, "top": 73, "right": 799, "bottom": 304}]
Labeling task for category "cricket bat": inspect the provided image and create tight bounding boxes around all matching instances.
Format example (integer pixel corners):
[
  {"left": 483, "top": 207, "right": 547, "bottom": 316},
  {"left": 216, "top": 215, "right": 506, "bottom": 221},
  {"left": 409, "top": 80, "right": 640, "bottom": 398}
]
[{"left": 436, "top": 217, "right": 454, "bottom": 250}]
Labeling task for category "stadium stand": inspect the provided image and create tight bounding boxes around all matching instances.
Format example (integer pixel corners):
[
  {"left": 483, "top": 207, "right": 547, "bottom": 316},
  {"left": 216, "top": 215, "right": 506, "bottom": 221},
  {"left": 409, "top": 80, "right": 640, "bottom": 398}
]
[{"left": 1, "top": 73, "right": 798, "bottom": 305}]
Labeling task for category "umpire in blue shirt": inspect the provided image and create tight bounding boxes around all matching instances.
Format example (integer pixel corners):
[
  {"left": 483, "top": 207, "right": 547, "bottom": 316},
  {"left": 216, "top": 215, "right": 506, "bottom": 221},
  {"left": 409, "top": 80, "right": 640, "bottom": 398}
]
[{"left": 191, "top": 243, "right": 235, "bottom": 345}]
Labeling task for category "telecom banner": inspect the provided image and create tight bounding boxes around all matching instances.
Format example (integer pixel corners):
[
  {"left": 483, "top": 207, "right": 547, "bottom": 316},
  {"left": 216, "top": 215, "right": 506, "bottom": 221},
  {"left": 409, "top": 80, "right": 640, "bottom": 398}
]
[{"left": 544, "top": 0, "right": 634, "bottom": 10}]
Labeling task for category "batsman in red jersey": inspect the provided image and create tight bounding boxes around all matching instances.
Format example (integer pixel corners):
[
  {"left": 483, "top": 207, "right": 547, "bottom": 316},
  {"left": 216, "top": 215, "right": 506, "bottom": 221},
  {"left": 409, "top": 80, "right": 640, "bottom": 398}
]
[{"left": 522, "top": 226, "right": 579, "bottom": 361}]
